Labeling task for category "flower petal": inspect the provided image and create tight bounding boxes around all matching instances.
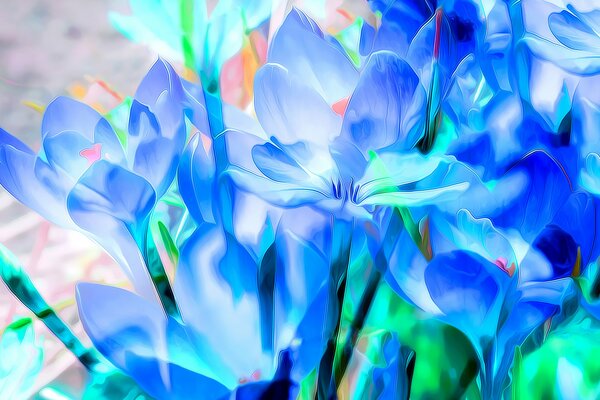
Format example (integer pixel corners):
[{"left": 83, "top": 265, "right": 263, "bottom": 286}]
[
  {"left": 76, "top": 283, "right": 230, "bottom": 400},
  {"left": 268, "top": 8, "right": 358, "bottom": 104},
  {"left": 254, "top": 63, "right": 341, "bottom": 147},
  {"left": 341, "top": 51, "right": 422, "bottom": 152},
  {"left": 424, "top": 250, "right": 511, "bottom": 343},
  {"left": 174, "top": 226, "right": 268, "bottom": 387},
  {"left": 0, "top": 132, "right": 70, "bottom": 226}
]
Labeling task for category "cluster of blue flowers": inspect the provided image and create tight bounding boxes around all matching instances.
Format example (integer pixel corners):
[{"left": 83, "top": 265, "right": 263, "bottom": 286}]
[{"left": 1, "top": 0, "right": 600, "bottom": 399}]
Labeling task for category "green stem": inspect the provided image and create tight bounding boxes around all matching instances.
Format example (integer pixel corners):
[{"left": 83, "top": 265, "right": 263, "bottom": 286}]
[
  {"left": 332, "top": 267, "right": 382, "bottom": 390},
  {"left": 141, "top": 225, "right": 182, "bottom": 323},
  {"left": 180, "top": 0, "right": 196, "bottom": 71},
  {"left": 0, "top": 246, "right": 102, "bottom": 372}
]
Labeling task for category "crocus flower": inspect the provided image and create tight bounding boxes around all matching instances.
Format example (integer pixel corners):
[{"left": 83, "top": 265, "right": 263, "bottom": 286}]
[
  {"left": 387, "top": 151, "right": 596, "bottom": 398},
  {"left": 0, "top": 59, "right": 188, "bottom": 300},
  {"left": 387, "top": 207, "right": 577, "bottom": 399},
  {"left": 76, "top": 218, "right": 331, "bottom": 399},
  {"left": 225, "top": 9, "right": 470, "bottom": 221}
]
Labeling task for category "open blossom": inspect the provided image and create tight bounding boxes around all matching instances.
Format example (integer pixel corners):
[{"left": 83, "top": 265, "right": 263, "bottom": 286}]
[
  {"left": 0, "top": 59, "right": 189, "bottom": 300},
  {"left": 225, "top": 9, "right": 471, "bottom": 221},
  {"left": 76, "top": 221, "right": 332, "bottom": 399}
]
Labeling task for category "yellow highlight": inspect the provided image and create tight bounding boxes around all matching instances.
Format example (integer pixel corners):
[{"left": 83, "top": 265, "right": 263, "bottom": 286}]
[{"left": 21, "top": 100, "right": 45, "bottom": 114}]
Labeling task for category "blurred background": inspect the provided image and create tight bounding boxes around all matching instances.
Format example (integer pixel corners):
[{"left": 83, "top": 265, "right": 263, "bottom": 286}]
[
  {"left": 0, "top": 0, "right": 155, "bottom": 145},
  {"left": 0, "top": 1, "right": 156, "bottom": 397}
]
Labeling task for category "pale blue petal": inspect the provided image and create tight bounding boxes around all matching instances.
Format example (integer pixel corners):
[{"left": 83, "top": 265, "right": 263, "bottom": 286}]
[
  {"left": 254, "top": 63, "right": 341, "bottom": 147},
  {"left": 227, "top": 166, "right": 329, "bottom": 208},
  {"left": 359, "top": 182, "right": 469, "bottom": 208},
  {"left": 268, "top": 8, "right": 358, "bottom": 104},
  {"left": 252, "top": 143, "right": 311, "bottom": 183},
  {"left": 524, "top": 33, "right": 600, "bottom": 75},
  {"left": 174, "top": 226, "right": 269, "bottom": 387},
  {"left": 67, "top": 161, "right": 157, "bottom": 298},
  {"left": 77, "top": 283, "right": 230, "bottom": 400},
  {"left": 204, "top": 10, "right": 245, "bottom": 76},
  {"left": 357, "top": 152, "right": 447, "bottom": 198},
  {"left": 178, "top": 134, "right": 216, "bottom": 224},
  {"left": 549, "top": 9, "right": 600, "bottom": 52},
  {"left": 581, "top": 153, "right": 600, "bottom": 196},
  {"left": 0, "top": 134, "right": 70, "bottom": 226}
]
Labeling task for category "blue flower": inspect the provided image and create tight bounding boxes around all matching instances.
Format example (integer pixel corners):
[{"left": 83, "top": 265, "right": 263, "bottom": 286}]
[
  {"left": 0, "top": 59, "right": 188, "bottom": 300},
  {"left": 386, "top": 150, "right": 595, "bottom": 397},
  {"left": 387, "top": 210, "right": 575, "bottom": 399},
  {"left": 76, "top": 220, "right": 331, "bottom": 400},
  {"left": 225, "top": 9, "right": 470, "bottom": 220}
]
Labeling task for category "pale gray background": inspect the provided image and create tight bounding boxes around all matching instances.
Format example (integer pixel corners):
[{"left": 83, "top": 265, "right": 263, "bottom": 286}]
[{"left": 0, "top": 0, "right": 155, "bottom": 146}]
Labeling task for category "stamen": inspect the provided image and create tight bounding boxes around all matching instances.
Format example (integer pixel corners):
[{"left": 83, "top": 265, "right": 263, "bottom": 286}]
[
  {"left": 494, "top": 257, "right": 516, "bottom": 277},
  {"left": 332, "top": 97, "right": 350, "bottom": 116},
  {"left": 79, "top": 143, "right": 102, "bottom": 164}
]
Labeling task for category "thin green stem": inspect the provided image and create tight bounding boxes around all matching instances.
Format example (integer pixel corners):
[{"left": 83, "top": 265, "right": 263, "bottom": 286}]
[
  {"left": 0, "top": 248, "right": 102, "bottom": 372},
  {"left": 141, "top": 225, "right": 182, "bottom": 323}
]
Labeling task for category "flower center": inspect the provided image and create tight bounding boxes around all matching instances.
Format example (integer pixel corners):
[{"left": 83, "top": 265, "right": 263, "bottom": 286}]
[
  {"left": 494, "top": 257, "right": 516, "bottom": 277},
  {"left": 331, "top": 178, "right": 361, "bottom": 205}
]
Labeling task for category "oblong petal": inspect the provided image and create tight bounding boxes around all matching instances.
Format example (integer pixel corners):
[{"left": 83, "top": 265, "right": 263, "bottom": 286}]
[
  {"left": 0, "top": 133, "right": 70, "bottom": 226},
  {"left": 254, "top": 63, "right": 341, "bottom": 147},
  {"left": 341, "top": 51, "right": 421, "bottom": 152},
  {"left": 268, "top": 8, "right": 358, "bottom": 104}
]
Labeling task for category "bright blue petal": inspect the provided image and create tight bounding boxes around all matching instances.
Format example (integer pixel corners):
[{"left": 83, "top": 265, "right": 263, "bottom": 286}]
[
  {"left": 489, "top": 151, "right": 572, "bottom": 242},
  {"left": 424, "top": 250, "right": 511, "bottom": 343},
  {"left": 130, "top": 59, "right": 187, "bottom": 196},
  {"left": 550, "top": 192, "right": 598, "bottom": 267},
  {"left": 493, "top": 279, "right": 574, "bottom": 393},
  {"left": 134, "top": 58, "right": 187, "bottom": 143},
  {"left": 371, "top": 334, "right": 413, "bottom": 400},
  {"left": 181, "top": 79, "right": 210, "bottom": 135},
  {"left": 341, "top": 51, "right": 422, "bottom": 152},
  {"left": 370, "top": 0, "right": 432, "bottom": 56}
]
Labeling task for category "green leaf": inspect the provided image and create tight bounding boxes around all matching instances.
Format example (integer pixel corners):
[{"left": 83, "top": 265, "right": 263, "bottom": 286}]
[{"left": 157, "top": 220, "right": 179, "bottom": 267}]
